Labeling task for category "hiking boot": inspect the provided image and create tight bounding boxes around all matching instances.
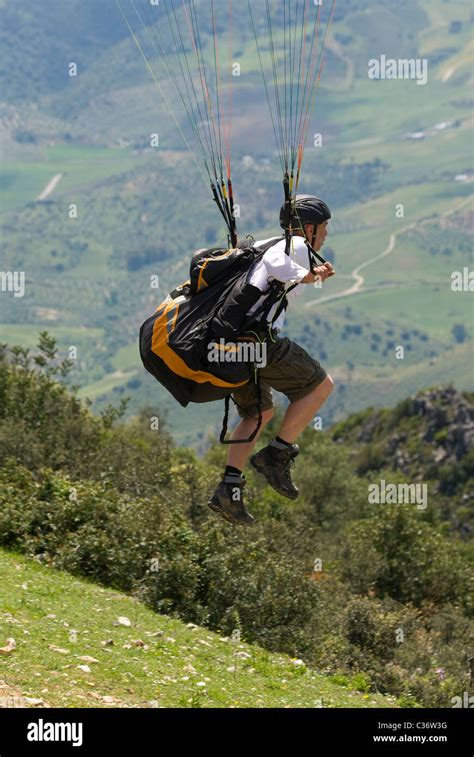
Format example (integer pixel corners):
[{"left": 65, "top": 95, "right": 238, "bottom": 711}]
[
  {"left": 208, "top": 474, "right": 255, "bottom": 526},
  {"left": 250, "top": 442, "right": 300, "bottom": 500}
]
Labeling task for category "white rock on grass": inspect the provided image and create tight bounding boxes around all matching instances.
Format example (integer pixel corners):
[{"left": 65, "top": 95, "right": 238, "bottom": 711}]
[
  {"left": 116, "top": 617, "right": 131, "bottom": 627},
  {"left": 0, "top": 638, "right": 16, "bottom": 655}
]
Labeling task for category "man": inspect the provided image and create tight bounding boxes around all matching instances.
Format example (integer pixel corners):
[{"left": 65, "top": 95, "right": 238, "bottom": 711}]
[{"left": 208, "top": 195, "right": 335, "bottom": 525}]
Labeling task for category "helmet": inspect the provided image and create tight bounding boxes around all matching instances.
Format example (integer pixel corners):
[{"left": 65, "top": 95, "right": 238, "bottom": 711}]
[{"left": 280, "top": 194, "right": 331, "bottom": 230}]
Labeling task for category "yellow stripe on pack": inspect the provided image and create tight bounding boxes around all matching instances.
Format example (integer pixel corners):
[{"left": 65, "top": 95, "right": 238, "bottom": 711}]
[
  {"left": 197, "top": 258, "right": 210, "bottom": 291},
  {"left": 151, "top": 300, "right": 249, "bottom": 389}
]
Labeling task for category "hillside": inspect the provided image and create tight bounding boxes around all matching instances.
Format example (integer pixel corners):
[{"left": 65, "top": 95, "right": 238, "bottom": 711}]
[
  {"left": 0, "top": 0, "right": 472, "bottom": 445},
  {"left": 0, "top": 344, "right": 472, "bottom": 709},
  {"left": 331, "top": 386, "right": 474, "bottom": 534},
  {"left": 0, "top": 549, "right": 395, "bottom": 708}
]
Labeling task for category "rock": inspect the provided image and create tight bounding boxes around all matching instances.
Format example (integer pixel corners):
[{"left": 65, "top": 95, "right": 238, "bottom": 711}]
[
  {"left": 433, "top": 447, "right": 448, "bottom": 463},
  {"left": 413, "top": 398, "right": 432, "bottom": 416},
  {"left": 48, "top": 645, "right": 69, "bottom": 655},
  {"left": 424, "top": 407, "right": 448, "bottom": 441},
  {"left": 386, "top": 435, "right": 400, "bottom": 454},
  {"left": 115, "top": 616, "right": 132, "bottom": 627},
  {"left": 78, "top": 656, "right": 99, "bottom": 664},
  {"left": 357, "top": 412, "right": 381, "bottom": 442},
  {"left": 77, "top": 665, "right": 91, "bottom": 673},
  {"left": 0, "top": 638, "right": 16, "bottom": 654},
  {"left": 447, "top": 424, "right": 474, "bottom": 460}
]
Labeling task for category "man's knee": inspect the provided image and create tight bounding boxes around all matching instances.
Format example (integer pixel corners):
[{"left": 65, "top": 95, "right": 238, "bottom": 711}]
[
  {"left": 322, "top": 374, "right": 335, "bottom": 395},
  {"left": 239, "top": 407, "right": 274, "bottom": 425},
  {"left": 311, "top": 374, "right": 334, "bottom": 401},
  {"left": 261, "top": 408, "right": 274, "bottom": 425}
]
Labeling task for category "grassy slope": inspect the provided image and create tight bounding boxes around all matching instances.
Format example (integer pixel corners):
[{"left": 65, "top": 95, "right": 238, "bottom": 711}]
[
  {"left": 0, "top": 146, "right": 147, "bottom": 213},
  {"left": 0, "top": 549, "right": 397, "bottom": 709}
]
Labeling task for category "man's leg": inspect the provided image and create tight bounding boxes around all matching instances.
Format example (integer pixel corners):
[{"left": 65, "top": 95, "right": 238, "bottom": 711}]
[
  {"left": 250, "top": 374, "right": 334, "bottom": 499},
  {"left": 226, "top": 408, "right": 274, "bottom": 471},
  {"left": 277, "top": 374, "right": 334, "bottom": 443},
  {"left": 207, "top": 390, "right": 273, "bottom": 526}
]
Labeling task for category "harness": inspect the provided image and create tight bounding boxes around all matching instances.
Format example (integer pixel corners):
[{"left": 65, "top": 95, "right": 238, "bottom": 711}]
[{"left": 219, "top": 235, "right": 308, "bottom": 445}]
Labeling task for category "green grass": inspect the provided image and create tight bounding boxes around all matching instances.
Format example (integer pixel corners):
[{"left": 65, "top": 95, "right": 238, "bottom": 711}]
[
  {"left": 78, "top": 371, "right": 139, "bottom": 402},
  {"left": 0, "top": 549, "right": 397, "bottom": 708},
  {"left": 0, "top": 145, "right": 146, "bottom": 212},
  {"left": 0, "top": 325, "right": 105, "bottom": 349},
  {"left": 111, "top": 343, "right": 141, "bottom": 372}
]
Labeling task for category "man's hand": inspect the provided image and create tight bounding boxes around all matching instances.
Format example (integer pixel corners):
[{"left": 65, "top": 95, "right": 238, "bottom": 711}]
[
  {"left": 302, "top": 262, "right": 335, "bottom": 284},
  {"left": 314, "top": 262, "right": 335, "bottom": 281}
]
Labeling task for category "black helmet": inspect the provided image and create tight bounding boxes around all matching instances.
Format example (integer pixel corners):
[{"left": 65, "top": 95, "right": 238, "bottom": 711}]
[{"left": 280, "top": 194, "right": 331, "bottom": 230}]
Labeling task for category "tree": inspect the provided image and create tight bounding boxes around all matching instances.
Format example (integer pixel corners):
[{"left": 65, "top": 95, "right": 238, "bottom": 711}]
[{"left": 452, "top": 323, "right": 467, "bottom": 344}]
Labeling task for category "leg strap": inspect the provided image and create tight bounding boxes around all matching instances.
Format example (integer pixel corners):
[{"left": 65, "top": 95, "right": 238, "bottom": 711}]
[{"left": 219, "top": 371, "right": 263, "bottom": 445}]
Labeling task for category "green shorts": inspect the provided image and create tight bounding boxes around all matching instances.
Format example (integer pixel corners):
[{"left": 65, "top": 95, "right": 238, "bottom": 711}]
[{"left": 232, "top": 336, "right": 327, "bottom": 419}]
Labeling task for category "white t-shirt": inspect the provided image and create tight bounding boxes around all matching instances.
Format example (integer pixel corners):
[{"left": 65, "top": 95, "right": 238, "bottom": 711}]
[{"left": 246, "top": 235, "right": 311, "bottom": 332}]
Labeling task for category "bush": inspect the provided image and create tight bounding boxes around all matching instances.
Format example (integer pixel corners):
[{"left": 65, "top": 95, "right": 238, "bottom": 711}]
[
  {"left": 355, "top": 443, "right": 386, "bottom": 474},
  {"left": 0, "top": 339, "right": 472, "bottom": 707},
  {"left": 0, "top": 338, "right": 174, "bottom": 497},
  {"left": 340, "top": 506, "right": 472, "bottom": 612}
]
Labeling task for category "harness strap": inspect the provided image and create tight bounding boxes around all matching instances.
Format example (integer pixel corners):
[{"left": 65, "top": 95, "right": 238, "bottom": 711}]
[
  {"left": 219, "top": 369, "right": 263, "bottom": 445},
  {"left": 270, "top": 281, "right": 298, "bottom": 326},
  {"left": 304, "top": 238, "right": 326, "bottom": 267}
]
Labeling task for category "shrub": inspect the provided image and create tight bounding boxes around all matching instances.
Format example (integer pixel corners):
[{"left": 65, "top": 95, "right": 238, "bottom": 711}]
[{"left": 340, "top": 506, "right": 472, "bottom": 612}]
